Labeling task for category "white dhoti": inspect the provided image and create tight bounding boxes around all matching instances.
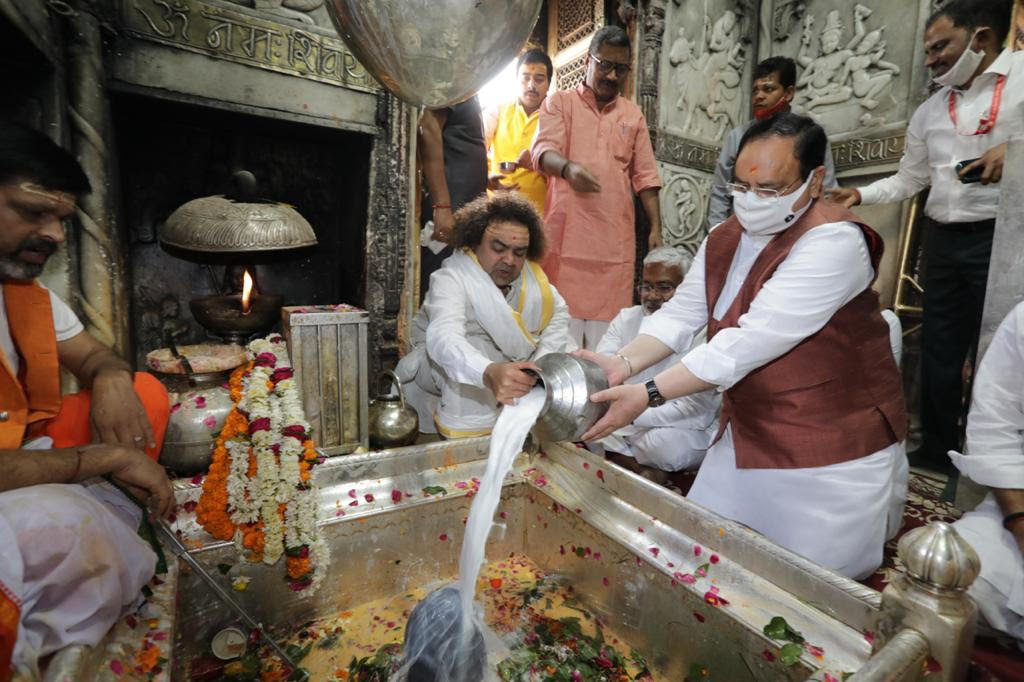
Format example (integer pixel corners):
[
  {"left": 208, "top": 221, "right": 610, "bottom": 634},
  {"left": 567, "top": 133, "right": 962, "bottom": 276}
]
[
  {"left": 687, "top": 427, "right": 907, "bottom": 579},
  {"left": 0, "top": 481, "right": 156, "bottom": 677},
  {"left": 951, "top": 495, "right": 1024, "bottom": 649}
]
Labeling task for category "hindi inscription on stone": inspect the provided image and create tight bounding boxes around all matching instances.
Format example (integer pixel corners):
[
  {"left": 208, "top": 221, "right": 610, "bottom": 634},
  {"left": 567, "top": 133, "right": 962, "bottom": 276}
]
[{"left": 121, "top": 0, "right": 376, "bottom": 92}]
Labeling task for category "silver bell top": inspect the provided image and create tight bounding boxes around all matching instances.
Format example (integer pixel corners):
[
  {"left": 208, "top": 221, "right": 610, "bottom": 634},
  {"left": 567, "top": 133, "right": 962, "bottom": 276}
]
[{"left": 897, "top": 521, "right": 980, "bottom": 591}]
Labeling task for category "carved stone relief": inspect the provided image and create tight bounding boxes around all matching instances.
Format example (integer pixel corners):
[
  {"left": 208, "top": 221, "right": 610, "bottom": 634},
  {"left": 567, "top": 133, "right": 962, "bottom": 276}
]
[
  {"left": 224, "top": 0, "right": 333, "bottom": 29},
  {"left": 660, "top": 0, "right": 756, "bottom": 144},
  {"left": 658, "top": 162, "right": 711, "bottom": 255},
  {"left": 769, "top": 0, "right": 922, "bottom": 136}
]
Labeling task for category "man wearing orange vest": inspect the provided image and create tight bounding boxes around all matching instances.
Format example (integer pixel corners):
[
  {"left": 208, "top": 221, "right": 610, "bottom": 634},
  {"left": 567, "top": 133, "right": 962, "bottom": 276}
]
[
  {"left": 482, "top": 48, "right": 553, "bottom": 213},
  {"left": 580, "top": 114, "right": 908, "bottom": 580},
  {"left": 0, "top": 122, "right": 174, "bottom": 680}
]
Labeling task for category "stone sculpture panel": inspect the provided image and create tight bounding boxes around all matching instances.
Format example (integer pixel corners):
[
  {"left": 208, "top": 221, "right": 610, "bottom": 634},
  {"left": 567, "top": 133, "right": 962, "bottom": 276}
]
[
  {"left": 659, "top": 0, "right": 757, "bottom": 145},
  {"left": 768, "top": 0, "right": 923, "bottom": 136},
  {"left": 658, "top": 162, "right": 711, "bottom": 255}
]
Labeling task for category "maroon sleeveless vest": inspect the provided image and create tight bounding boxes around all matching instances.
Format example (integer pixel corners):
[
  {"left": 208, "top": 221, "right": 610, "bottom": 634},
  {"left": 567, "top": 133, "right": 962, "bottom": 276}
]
[{"left": 705, "top": 200, "right": 906, "bottom": 469}]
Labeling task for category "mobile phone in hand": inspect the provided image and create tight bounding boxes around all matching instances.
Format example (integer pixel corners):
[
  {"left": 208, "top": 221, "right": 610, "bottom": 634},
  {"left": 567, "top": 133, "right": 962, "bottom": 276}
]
[{"left": 955, "top": 158, "right": 983, "bottom": 184}]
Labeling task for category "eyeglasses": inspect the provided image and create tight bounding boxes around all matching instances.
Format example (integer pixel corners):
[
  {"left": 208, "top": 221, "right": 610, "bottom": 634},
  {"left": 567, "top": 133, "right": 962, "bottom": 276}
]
[
  {"left": 638, "top": 283, "right": 677, "bottom": 296},
  {"left": 726, "top": 177, "right": 802, "bottom": 202},
  {"left": 589, "top": 53, "right": 631, "bottom": 77}
]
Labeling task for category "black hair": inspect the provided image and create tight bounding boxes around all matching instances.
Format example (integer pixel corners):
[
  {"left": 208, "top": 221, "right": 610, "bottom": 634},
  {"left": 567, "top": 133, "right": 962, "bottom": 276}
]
[
  {"left": 752, "top": 56, "right": 797, "bottom": 90},
  {"left": 927, "top": 0, "right": 1013, "bottom": 46},
  {"left": 589, "top": 25, "right": 631, "bottom": 55},
  {"left": 0, "top": 119, "right": 90, "bottom": 193},
  {"left": 451, "top": 192, "right": 546, "bottom": 261},
  {"left": 518, "top": 48, "right": 553, "bottom": 81},
  {"left": 737, "top": 112, "right": 828, "bottom": 179}
]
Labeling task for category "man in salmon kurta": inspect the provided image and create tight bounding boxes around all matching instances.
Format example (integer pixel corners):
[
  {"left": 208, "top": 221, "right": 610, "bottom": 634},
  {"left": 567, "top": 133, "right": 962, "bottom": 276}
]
[
  {"left": 531, "top": 25, "right": 663, "bottom": 350},
  {"left": 0, "top": 121, "right": 174, "bottom": 680}
]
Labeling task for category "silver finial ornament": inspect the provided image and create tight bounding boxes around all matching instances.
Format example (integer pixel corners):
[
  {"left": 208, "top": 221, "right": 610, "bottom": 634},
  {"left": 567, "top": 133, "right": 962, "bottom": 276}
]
[{"left": 897, "top": 521, "right": 980, "bottom": 591}]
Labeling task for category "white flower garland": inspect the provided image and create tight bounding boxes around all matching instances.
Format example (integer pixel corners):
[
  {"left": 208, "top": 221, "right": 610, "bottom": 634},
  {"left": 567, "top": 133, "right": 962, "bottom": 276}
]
[{"left": 222, "top": 334, "right": 326, "bottom": 592}]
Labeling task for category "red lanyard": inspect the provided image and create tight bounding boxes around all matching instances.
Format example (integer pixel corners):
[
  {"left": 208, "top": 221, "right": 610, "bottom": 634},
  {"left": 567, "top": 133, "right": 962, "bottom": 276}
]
[{"left": 948, "top": 75, "right": 1006, "bottom": 135}]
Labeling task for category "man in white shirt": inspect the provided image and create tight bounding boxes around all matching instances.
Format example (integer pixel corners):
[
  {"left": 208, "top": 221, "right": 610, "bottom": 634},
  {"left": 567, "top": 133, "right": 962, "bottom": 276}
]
[
  {"left": 830, "top": 0, "right": 1021, "bottom": 473},
  {"left": 595, "top": 246, "right": 719, "bottom": 475},
  {"left": 580, "top": 113, "right": 908, "bottom": 579},
  {"left": 948, "top": 302, "right": 1024, "bottom": 649},
  {"left": 395, "top": 193, "right": 573, "bottom": 438},
  {"left": 0, "top": 122, "right": 173, "bottom": 677}
]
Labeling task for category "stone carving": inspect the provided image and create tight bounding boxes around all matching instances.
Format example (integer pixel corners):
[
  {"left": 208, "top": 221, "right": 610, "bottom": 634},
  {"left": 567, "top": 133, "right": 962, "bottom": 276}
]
[
  {"left": 654, "top": 132, "right": 720, "bottom": 173},
  {"left": 121, "top": 0, "right": 374, "bottom": 91},
  {"left": 225, "top": 0, "right": 324, "bottom": 26},
  {"left": 665, "top": 0, "right": 753, "bottom": 142},
  {"left": 795, "top": 5, "right": 898, "bottom": 121},
  {"left": 638, "top": 0, "right": 667, "bottom": 126},
  {"left": 772, "top": 0, "right": 807, "bottom": 41},
  {"left": 831, "top": 133, "right": 905, "bottom": 171},
  {"left": 660, "top": 166, "right": 711, "bottom": 254}
]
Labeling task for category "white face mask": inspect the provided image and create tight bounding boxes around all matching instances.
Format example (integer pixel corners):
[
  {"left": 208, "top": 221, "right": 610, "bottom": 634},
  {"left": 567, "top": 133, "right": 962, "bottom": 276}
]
[
  {"left": 932, "top": 29, "right": 985, "bottom": 88},
  {"left": 732, "top": 173, "right": 815, "bottom": 235}
]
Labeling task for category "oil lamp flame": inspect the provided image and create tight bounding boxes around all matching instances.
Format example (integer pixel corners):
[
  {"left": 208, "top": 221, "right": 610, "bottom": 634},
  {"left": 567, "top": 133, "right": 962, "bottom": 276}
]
[{"left": 241, "top": 269, "right": 253, "bottom": 314}]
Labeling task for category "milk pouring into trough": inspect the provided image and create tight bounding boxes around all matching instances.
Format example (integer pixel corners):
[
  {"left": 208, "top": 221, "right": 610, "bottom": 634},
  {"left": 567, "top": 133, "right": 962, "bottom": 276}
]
[{"left": 399, "top": 354, "right": 608, "bottom": 680}]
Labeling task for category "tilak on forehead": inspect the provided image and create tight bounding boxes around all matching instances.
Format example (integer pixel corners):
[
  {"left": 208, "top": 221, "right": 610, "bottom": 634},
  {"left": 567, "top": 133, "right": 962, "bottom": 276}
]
[
  {"left": 485, "top": 222, "right": 530, "bottom": 245},
  {"left": 17, "top": 182, "right": 77, "bottom": 210}
]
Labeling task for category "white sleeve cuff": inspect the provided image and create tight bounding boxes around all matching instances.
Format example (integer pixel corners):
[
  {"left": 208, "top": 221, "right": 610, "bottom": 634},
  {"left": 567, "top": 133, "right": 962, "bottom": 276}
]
[
  {"left": 856, "top": 184, "right": 881, "bottom": 206},
  {"left": 948, "top": 451, "right": 1024, "bottom": 489}
]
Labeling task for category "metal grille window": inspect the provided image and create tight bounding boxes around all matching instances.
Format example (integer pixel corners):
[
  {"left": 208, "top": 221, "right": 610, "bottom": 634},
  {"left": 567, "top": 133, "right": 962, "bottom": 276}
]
[
  {"left": 556, "top": 0, "right": 598, "bottom": 51},
  {"left": 556, "top": 52, "right": 588, "bottom": 90}
]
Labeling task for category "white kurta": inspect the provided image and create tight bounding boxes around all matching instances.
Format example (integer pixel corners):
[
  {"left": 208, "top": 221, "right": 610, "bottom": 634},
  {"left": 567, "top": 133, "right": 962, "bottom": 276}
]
[
  {"left": 0, "top": 480, "right": 156, "bottom": 677},
  {"left": 949, "top": 302, "right": 1024, "bottom": 648},
  {"left": 639, "top": 219, "right": 907, "bottom": 579},
  {"left": 595, "top": 305, "right": 719, "bottom": 471},
  {"left": 395, "top": 253, "right": 573, "bottom": 436}
]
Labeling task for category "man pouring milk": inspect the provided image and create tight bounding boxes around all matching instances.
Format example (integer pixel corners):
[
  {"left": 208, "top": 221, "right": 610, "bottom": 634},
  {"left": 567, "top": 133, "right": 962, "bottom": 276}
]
[{"left": 579, "top": 113, "right": 908, "bottom": 580}]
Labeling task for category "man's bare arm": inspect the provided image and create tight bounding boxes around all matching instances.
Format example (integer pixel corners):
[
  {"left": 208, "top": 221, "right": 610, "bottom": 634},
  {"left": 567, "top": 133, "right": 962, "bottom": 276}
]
[
  {"left": 639, "top": 187, "right": 663, "bottom": 248},
  {"left": 58, "top": 331, "right": 155, "bottom": 448},
  {"left": 0, "top": 445, "right": 174, "bottom": 517},
  {"left": 994, "top": 488, "right": 1024, "bottom": 554},
  {"left": 418, "top": 108, "right": 454, "bottom": 241},
  {"left": 537, "top": 150, "right": 601, "bottom": 193}
]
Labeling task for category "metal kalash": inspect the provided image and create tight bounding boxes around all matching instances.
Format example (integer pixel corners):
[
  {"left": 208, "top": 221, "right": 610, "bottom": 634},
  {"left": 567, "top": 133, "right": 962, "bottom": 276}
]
[{"left": 150, "top": 171, "right": 318, "bottom": 475}]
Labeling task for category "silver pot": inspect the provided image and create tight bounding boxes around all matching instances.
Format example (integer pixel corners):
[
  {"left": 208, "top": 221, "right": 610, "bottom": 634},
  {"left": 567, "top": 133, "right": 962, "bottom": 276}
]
[
  {"left": 153, "top": 369, "right": 235, "bottom": 476},
  {"left": 529, "top": 353, "right": 609, "bottom": 443},
  {"left": 368, "top": 370, "right": 419, "bottom": 450}
]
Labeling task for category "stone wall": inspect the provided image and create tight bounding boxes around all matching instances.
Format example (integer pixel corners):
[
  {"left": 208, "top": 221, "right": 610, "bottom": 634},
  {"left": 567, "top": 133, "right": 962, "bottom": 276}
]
[{"left": 637, "top": 0, "right": 939, "bottom": 302}]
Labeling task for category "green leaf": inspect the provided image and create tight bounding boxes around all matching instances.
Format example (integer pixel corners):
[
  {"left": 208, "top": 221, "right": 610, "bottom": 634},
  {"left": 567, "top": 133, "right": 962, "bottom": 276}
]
[
  {"left": 217, "top": 563, "right": 233, "bottom": 575},
  {"left": 285, "top": 642, "right": 313, "bottom": 662},
  {"left": 763, "top": 616, "right": 805, "bottom": 644},
  {"left": 422, "top": 485, "right": 448, "bottom": 496},
  {"left": 317, "top": 633, "right": 340, "bottom": 649},
  {"left": 779, "top": 642, "right": 803, "bottom": 666}
]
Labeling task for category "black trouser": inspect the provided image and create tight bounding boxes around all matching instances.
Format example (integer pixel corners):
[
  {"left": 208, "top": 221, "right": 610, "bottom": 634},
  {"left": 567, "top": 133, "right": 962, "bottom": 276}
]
[{"left": 919, "top": 218, "right": 994, "bottom": 465}]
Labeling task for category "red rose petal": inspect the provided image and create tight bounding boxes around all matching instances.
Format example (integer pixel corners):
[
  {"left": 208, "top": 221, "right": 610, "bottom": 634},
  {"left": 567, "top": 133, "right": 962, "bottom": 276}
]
[
  {"left": 596, "top": 469, "right": 604, "bottom": 481},
  {"left": 648, "top": 547, "right": 660, "bottom": 557},
  {"left": 710, "top": 554, "right": 720, "bottom": 564},
  {"left": 761, "top": 649, "right": 775, "bottom": 662},
  {"left": 439, "top": 533, "right": 448, "bottom": 541},
  {"left": 364, "top": 493, "right": 375, "bottom": 503},
  {"left": 693, "top": 612, "right": 705, "bottom": 622},
  {"left": 391, "top": 490, "right": 402, "bottom": 503}
]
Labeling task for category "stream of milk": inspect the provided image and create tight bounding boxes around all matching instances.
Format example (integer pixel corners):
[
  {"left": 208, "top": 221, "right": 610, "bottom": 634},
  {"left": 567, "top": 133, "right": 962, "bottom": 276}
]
[
  {"left": 397, "top": 387, "right": 546, "bottom": 681},
  {"left": 458, "top": 387, "right": 546, "bottom": 621}
]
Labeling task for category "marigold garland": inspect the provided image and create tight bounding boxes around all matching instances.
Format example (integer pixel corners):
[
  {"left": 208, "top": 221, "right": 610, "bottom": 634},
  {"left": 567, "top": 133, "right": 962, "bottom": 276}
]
[{"left": 195, "top": 334, "right": 328, "bottom": 593}]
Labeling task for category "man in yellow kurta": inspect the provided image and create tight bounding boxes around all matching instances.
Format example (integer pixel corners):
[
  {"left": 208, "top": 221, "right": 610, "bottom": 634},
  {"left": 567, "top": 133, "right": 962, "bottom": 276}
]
[{"left": 482, "top": 49, "right": 552, "bottom": 213}]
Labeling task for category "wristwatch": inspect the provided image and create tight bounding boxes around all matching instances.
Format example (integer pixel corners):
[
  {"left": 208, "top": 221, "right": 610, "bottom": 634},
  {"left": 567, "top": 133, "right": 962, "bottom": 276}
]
[{"left": 644, "top": 379, "right": 666, "bottom": 407}]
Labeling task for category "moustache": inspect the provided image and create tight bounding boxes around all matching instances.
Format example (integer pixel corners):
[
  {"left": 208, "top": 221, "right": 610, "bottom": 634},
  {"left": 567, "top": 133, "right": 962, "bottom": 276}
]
[{"left": 17, "top": 237, "right": 58, "bottom": 257}]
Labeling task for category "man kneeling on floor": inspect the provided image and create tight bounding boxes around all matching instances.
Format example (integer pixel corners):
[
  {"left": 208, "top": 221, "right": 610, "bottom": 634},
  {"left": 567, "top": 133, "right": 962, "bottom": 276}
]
[
  {"left": 395, "top": 193, "right": 573, "bottom": 438},
  {"left": 0, "top": 121, "right": 174, "bottom": 679},
  {"left": 593, "top": 247, "right": 719, "bottom": 481}
]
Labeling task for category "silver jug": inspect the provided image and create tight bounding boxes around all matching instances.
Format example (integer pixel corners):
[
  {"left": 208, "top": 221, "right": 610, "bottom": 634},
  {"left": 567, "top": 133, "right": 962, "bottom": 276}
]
[
  {"left": 368, "top": 370, "right": 419, "bottom": 450},
  {"left": 529, "top": 353, "right": 609, "bottom": 443}
]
